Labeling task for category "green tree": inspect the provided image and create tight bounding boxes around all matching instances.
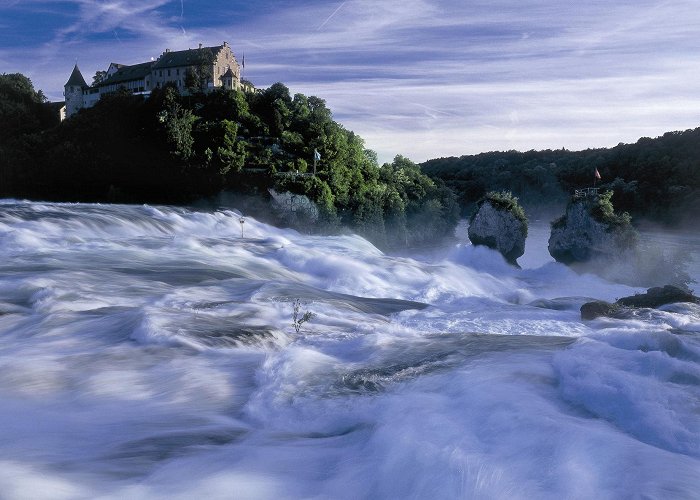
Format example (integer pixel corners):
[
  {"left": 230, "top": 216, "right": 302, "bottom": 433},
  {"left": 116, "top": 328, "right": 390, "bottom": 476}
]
[
  {"left": 194, "top": 119, "right": 245, "bottom": 174},
  {"left": 185, "top": 47, "right": 215, "bottom": 94},
  {"left": 0, "top": 73, "right": 50, "bottom": 138},
  {"left": 157, "top": 87, "right": 196, "bottom": 160},
  {"left": 92, "top": 70, "right": 108, "bottom": 85}
]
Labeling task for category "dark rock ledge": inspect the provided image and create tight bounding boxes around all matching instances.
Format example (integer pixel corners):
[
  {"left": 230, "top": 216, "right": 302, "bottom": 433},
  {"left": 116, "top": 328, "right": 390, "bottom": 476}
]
[{"left": 581, "top": 285, "right": 700, "bottom": 320}]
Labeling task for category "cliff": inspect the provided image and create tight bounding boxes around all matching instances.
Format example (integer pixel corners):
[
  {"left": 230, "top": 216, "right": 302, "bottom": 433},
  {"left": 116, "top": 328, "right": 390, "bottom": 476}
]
[
  {"left": 468, "top": 191, "right": 527, "bottom": 265},
  {"left": 548, "top": 191, "right": 637, "bottom": 264}
]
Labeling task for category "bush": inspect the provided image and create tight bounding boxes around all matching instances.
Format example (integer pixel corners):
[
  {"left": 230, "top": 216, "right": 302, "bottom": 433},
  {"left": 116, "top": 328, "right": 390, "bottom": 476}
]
[
  {"left": 482, "top": 191, "right": 527, "bottom": 222},
  {"left": 590, "top": 190, "right": 632, "bottom": 227},
  {"left": 475, "top": 190, "right": 528, "bottom": 236}
]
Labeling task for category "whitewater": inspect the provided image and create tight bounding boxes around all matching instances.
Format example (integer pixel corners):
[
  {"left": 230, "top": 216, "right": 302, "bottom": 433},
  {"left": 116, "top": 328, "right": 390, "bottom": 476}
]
[{"left": 0, "top": 200, "right": 698, "bottom": 499}]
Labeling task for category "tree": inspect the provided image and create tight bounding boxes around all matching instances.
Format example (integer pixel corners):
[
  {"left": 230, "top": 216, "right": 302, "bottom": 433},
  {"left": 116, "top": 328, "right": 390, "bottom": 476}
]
[
  {"left": 157, "top": 87, "right": 196, "bottom": 160},
  {"left": 0, "top": 73, "right": 50, "bottom": 138},
  {"left": 185, "top": 47, "right": 215, "bottom": 94},
  {"left": 194, "top": 119, "right": 245, "bottom": 174},
  {"left": 93, "top": 71, "right": 108, "bottom": 85}
]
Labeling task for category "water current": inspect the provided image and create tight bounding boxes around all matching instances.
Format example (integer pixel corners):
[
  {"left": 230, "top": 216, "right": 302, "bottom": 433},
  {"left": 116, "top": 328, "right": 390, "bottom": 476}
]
[{"left": 0, "top": 200, "right": 698, "bottom": 499}]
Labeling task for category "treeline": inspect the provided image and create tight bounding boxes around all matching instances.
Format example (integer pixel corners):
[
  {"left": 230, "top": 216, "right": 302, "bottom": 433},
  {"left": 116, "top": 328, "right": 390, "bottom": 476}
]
[
  {"left": 0, "top": 73, "right": 458, "bottom": 248},
  {"left": 421, "top": 130, "right": 700, "bottom": 225}
]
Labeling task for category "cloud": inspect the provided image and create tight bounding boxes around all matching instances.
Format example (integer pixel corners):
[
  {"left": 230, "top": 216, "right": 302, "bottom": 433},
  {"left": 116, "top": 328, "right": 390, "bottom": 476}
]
[{"left": 3, "top": 0, "right": 700, "bottom": 163}]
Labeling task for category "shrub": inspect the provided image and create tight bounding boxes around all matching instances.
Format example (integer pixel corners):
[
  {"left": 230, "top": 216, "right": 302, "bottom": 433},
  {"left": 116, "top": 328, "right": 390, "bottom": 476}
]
[
  {"left": 473, "top": 190, "right": 528, "bottom": 236},
  {"left": 590, "top": 190, "right": 632, "bottom": 228}
]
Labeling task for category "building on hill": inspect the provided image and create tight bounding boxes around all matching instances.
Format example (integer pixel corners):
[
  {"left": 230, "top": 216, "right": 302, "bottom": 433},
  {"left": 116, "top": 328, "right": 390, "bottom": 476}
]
[
  {"left": 63, "top": 42, "right": 242, "bottom": 119},
  {"left": 64, "top": 64, "right": 88, "bottom": 118}
]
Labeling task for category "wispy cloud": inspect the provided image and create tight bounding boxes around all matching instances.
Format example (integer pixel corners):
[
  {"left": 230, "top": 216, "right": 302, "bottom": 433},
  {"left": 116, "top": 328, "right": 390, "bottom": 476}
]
[
  {"left": 316, "top": 2, "right": 346, "bottom": 32},
  {"left": 2, "top": 0, "right": 700, "bottom": 163}
]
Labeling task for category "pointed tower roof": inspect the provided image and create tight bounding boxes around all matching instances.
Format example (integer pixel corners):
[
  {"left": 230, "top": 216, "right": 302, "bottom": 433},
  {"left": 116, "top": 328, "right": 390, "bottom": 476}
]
[
  {"left": 222, "top": 67, "right": 235, "bottom": 78},
  {"left": 65, "top": 64, "right": 88, "bottom": 87}
]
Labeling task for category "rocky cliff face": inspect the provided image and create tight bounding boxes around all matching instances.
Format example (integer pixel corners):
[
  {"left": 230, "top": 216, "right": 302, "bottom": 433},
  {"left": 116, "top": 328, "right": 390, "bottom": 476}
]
[
  {"left": 548, "top": 198, "right": 636, "bottom": 264},
  {"left": 269, "top": 189, "right": 319, "bottom": 227},
  {"left": 468, "top": 200, "right": 527, "bottom": 265}
]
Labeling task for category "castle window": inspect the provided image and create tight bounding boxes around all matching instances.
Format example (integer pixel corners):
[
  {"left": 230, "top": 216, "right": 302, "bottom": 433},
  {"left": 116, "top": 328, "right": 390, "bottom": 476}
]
[
  {"left": 167, "top": 69, "right": 171, "bottom": 76},
  {"left": 159, "top": 70, "right": 162, "bottom": 77},
  {"left": 176, "top": 69, "right": 179, "bottom": 75}
]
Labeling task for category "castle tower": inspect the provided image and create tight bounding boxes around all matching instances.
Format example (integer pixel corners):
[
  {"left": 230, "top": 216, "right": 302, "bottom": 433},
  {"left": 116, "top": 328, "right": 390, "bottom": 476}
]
[
  {"left": 64, "top": 64, "right": 87, "bottom": 118},
  {"left": 220, "top": 67, "right": 235, "bottom": 90}
]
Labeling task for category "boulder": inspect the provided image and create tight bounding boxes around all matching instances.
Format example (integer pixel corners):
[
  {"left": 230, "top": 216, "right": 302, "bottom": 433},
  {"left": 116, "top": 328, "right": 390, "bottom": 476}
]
[
  {"left": 268, "top": 188, "right": 319, "bottom": 226},
  {"left": 616, "top": 285, "right": 699, "bottom": 308},
  {"left": 468, "top": 194, "right": 527, "bottom": 265},
  {"left": 580, "top": 300, "right": 624, "bottom": 320},
  {"left": 548, "top": 192, "right": 637, "bottom": 265},
  {"left": 580, "top": 285, "right": 699, "bottom": 320}
]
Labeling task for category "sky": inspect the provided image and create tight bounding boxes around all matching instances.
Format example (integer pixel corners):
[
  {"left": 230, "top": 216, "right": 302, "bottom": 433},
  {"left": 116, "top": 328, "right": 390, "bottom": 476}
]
[{"left": 1, "top": 0, "right": 699, "bottom": 164}]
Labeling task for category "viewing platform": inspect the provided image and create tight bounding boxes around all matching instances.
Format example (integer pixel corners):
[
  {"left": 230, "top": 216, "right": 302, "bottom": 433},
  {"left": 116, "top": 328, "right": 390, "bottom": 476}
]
[{"left": 574, "top": 187, "right": 600, "bottom": 199}]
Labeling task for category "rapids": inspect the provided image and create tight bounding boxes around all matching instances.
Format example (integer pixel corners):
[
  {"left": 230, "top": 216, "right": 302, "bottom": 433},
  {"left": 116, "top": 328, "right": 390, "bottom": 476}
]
[{"left": 0, "top": 200, "right": 698, "bottom": 499}]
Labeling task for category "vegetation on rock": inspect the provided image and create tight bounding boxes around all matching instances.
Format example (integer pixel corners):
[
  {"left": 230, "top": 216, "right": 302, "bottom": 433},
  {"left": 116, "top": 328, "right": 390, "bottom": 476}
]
[
  {"left": 590, "top": 190, "right": 632, "bottom": 227},
  {"left": 548, "top": 190, "right": 638, "bottom": 266},
  {"left": 476, "top": 191, "right": 528, "bottom": 234},
  {"left": 467, "top": 190, "right": 528, "bottom": 265}
]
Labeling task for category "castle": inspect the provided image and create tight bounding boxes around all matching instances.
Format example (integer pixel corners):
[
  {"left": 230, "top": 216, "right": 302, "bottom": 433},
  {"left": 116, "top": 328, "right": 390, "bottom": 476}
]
[{"left": 64, "top": 42, "right": 243, "bottom": 119}]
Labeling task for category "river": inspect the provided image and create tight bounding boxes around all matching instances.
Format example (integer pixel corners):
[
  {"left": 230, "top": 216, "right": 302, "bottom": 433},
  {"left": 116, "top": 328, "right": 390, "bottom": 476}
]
[{"left": 0, "top": 201, "right": 698, "bottom": 499}]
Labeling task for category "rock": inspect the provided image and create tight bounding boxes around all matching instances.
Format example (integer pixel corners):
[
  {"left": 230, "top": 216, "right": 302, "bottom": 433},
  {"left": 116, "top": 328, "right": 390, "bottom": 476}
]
[
  {"left": 268, "top": 189, "right": 319, "bottom": 226},
  {"left": 580, "top": 285, "right": 699, "bottom": 320},
  {"left": 548, "top": 192, "right": 637, "bottom": 265},
  {"left": 529, "top": 297, "right": 590, "bottom": 311},
  {"left": 616, "top": 285, "right": 700, "bottom": 308},
  {"left": 580, "top": 300, "right": 625, "bottom": 320},
  {"left": 468, "top": 194, "right": 527, "bottom": 265}
]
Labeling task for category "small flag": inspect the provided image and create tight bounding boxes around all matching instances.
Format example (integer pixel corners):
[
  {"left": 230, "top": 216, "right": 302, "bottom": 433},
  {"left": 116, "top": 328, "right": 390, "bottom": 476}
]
[
  {"left": 242, "top": 53, "right": 245, "bottom": 69},
  {"left": 594, "top": 168, "right": 601, "bottom": 180},
  {"left": 314, "top": 149, "right": 321, "bottom": 161}
]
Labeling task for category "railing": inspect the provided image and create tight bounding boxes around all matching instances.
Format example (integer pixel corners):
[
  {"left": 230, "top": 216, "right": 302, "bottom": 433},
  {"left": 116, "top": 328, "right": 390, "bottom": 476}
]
[
  {"left": 274, "top": 171, "right": 315, "bottom": 179},
  {"left": 574, "top": 187, "right": 600, "bottom": 198}
]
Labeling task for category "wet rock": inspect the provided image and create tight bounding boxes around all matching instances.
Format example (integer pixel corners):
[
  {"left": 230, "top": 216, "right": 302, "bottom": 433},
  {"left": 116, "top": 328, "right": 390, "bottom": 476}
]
[
  {"left": 548, "top": 192, "right": 637, "bottom": 265},
  {"left": 268, "top": 188, "right": 319, "bottom": 226},
  {"left": 616, "top": 285, "right": 699, "bottom": 308},
  {"left": 580, "top": 300, "right": 625, "bottom": 320},
  {"left": 468, "top": 194, "right": 527, "bottom": 266},
  {"left": 581, "top": 285, "right": 699, "bottom": 320}
]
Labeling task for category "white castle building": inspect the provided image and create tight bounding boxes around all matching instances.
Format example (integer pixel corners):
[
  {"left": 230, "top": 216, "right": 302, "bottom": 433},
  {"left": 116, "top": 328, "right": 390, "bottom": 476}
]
[{"left": 64, "top": 42, "right": 242, "bottom": 119}]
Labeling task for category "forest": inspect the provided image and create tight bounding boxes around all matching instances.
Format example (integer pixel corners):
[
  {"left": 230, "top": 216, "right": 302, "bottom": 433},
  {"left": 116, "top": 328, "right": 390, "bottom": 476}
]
[
  {"left": 421, "top": 130, "right": 700, "bottom": 226},
  {"left": 0, "top": 73, "right": 458, "bottom": 249}
]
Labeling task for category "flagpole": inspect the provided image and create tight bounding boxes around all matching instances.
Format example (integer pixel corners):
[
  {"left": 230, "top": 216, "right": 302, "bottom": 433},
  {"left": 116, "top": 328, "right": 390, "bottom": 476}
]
[
  {"left": 313, "top": 148, "right": 320, "bottom": 176},
  {"left": 241, "top": 53, "right": 245, "bottom": 81}
]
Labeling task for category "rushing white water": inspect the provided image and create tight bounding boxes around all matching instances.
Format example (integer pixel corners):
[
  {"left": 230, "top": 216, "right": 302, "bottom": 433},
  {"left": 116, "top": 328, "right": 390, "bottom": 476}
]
[{"left": 0, "top": 200, "right": 698, "bottom": 500}]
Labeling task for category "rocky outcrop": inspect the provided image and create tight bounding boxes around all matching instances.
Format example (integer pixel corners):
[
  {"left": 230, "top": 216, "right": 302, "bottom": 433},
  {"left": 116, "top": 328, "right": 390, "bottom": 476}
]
[
  {"left": 548, "top": 193, "right": 637, "bottom": 265},
  {"left": 616, "top": 285, "right": 699, "bottom": 308},
  {"left": 468, "top": 193, "right": 527, "bottom": 265},
  {"left": 268, "top": 189, "right": 319, "bottom": 226},
  {"left": 580, "top": 300, "right": 625, "bottom": 320},
  {"left": 580, "top": 285, "right": 699, "bottom": 320}
]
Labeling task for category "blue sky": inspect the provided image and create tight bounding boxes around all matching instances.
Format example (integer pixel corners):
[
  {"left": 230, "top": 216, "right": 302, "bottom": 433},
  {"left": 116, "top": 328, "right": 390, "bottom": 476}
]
[{"left": 1, "top": 0, "right": 699, "bottom": 163}]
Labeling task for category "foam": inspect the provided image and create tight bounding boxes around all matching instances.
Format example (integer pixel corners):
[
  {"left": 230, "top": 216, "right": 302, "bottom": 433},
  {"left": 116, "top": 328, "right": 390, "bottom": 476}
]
[{"left": 0, "top": 200, "right": 698, "bottom": 498}]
